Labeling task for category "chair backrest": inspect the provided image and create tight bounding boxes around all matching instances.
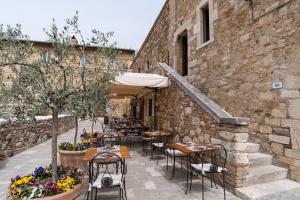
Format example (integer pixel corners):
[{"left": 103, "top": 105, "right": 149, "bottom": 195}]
[
  {"left": 204, "top": 144, "right": 227, "bottom": 169},
  {"left": 89, "top": 151, "right": 125, "bottom": 185}
]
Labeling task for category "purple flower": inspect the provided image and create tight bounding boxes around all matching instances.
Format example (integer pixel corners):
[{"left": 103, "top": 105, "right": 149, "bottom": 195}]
[
  {"left": 33, "top": 167, "right": 45, "bottom": 177},
  {"left": 10, "top": 175, "right": 21, "bottom": 183}
]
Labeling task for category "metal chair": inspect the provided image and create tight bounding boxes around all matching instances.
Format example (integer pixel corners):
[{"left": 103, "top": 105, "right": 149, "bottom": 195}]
[
  {"left": 87, "top": 152, "right": 127, "bottom": 200},
  {"left": 151, "top": 132, "right": 172, "bottom": 164},
  {"left": 142, "top": 136, "right": 152, "bottom": 155},
  {"left": 190, "top": 144, "right": 227, "bottom": 200},
  {"left": 166, "top": 147, "right": 187, "bottom": 178}
]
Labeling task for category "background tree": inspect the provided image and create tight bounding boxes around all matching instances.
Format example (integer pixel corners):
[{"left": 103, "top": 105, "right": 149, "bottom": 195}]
[{"left": 0, "top": 12, "right": 124, "bottom": 182}]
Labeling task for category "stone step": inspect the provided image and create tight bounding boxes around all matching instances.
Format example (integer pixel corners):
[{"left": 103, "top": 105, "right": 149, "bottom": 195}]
[
  {"left": 249, "top": 153, "right": 272, "bottom": 167},
  {"left": 246, "top": 143, "right": 260, "bottom": 153},
  {"left": 246, "top": 165, "right": 288, "bottom": 185},
  {"left": 236, "top": 179, "right": 300, "bottom": 200}
]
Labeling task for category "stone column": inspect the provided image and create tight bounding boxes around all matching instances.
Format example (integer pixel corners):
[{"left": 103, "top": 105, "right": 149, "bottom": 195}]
[{"left": 219, "top": 124, "right": 249, "bottom": 189}]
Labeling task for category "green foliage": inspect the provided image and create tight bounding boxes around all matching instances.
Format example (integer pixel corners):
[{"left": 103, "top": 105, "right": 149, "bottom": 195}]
[
  {"left": 0, "top": 11, "right": 124, "bottom": 121},
  {"left": 0, "top": 11, "right": 126, "bottom": 182}
]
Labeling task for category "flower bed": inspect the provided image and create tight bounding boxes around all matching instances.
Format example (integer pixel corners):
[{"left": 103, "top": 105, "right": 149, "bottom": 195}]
[
  {"left": 7, "top": 165, "right": 83, "bottom": 199},
  {"left": 80, "top": 131, "right": 99, "bottom": 141}
]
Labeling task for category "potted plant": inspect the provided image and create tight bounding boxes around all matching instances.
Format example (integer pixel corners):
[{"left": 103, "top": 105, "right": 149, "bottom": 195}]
[
  {"left": 58, "top": 141, "right": 91, "bottom": 172},
  {"left": 7, "top": 165, "right": 84, "bottom": 200}
]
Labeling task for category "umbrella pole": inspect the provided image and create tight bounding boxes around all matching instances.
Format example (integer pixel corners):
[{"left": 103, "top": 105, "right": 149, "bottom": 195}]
[{"left": 154, "top": 88, "right": 157, "bottom": 130}]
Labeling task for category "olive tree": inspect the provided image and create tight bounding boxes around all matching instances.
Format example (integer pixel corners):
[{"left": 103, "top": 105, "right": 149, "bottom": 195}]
[{"left": 0, "top": 12, "right": 123, "bottom": 182}]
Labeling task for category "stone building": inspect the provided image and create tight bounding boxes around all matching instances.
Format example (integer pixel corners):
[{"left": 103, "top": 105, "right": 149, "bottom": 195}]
[
  {"left": 0, "top": 37, "right": 135, "bottom": 117},
  {"left": 1, "top": 38, "right": 135, "bottom": 82},
  {"left": 131, "top": 0, "right": 300, "bottom": 198}
]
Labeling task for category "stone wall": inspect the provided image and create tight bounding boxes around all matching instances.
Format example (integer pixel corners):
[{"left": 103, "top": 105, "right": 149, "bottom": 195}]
[
  {"left": 157, "top": 78, "right": 249, "bottom": 188},
  {"left": 131, "top": 0, "right": 300, "bottom": 184},
  {"left": 0, "top": 116, "right": 75, "bottom": 158}
]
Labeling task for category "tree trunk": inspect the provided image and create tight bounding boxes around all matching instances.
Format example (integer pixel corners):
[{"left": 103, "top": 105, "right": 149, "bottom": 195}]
[
  {"left": 91, "top": 120, "right": 94, "bottom": 134},
  {"left": 51, "top": 111, "right": 59, "bottom": 183},
  {"left": 74, "top": 116, "right": 78, "bottom": 145}
]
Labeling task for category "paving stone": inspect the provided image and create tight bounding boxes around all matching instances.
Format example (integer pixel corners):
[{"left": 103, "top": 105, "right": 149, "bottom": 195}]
[{"left": 0, "top": 120, "right": 240, "bottom": 200}]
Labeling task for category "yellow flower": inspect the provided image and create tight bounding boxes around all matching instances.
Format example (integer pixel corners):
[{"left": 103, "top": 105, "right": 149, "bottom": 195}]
[
  {"left": 10, "top": 176, "right": 35, "bottom": 189},
  {"left": 81, "top": 138, "right": 91, "bottom": 144},
  {"left": 57, "top": 176, "right": 75, "bottom": 192}
]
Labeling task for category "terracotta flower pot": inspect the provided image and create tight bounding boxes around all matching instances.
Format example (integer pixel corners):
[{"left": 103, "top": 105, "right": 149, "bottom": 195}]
[
  {"left": 6, "top": 183, "right": 83, "bottom": 200},
  {"left": 58, "top": 149, "right": 88, "bottom": 172}
]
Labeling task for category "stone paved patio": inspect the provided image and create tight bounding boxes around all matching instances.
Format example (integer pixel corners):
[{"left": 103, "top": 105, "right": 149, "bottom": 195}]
[{"left": 0, "top": 120, "right": 240, "bottom": 200}]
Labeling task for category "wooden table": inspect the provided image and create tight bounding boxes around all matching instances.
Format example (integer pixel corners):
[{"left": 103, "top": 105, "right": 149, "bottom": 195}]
[
  {"left": 143, "top": 130, "right": 173, "bottom": 137},
  {"left": 97, "top": 132, "right": 125, "bottom": 139},
  {"left": 97, "top": 132, "right": 125, "bottom": 145},
  {"left": 82, "top": 146, "right": 131, "bottom": 161},
  {"left": 168, "top": 142, "right": 214, "bottom": 194}
]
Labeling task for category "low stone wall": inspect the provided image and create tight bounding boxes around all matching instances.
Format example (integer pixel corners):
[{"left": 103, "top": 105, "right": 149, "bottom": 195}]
[{"left": 0, "top": 116, "right": 75, "bottom": 158}]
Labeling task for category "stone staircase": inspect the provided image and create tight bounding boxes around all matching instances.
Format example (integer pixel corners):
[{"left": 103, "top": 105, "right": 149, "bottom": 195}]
[{"left": 236, "top": 142, "right": 300, "bottom": 200}]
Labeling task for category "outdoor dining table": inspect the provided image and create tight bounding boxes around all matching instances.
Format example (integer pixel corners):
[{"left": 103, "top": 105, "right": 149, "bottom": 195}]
[
  {"left": 97, "top": 132, "right": 125, "bottom": 145},
  {"left": 144, "top": 131, "right": 173, "bottom": 160},
  {"left": 168, "top": 142, "right": 218, "bottom": 194},
  {"left": 143, "top": 130, "right": 173, "bottom": 138},
  {"left": 82, "top": 145, "right": 131, "bottom": 162}
]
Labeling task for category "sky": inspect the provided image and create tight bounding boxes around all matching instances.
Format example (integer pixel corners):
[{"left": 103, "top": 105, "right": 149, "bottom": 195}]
[{"left": 0, "top": 0, "right": 166, "bottom": 51}]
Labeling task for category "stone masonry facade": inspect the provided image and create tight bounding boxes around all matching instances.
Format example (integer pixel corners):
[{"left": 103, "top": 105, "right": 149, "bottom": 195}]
[
  {"left": 131, "top": 0, "right": 300, "bottom": 188},
  {"left": 0, "top": 116, "right": 75, "bottom": 158}
]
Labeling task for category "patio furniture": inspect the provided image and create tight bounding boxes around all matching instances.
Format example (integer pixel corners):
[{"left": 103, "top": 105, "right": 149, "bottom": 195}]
[
  {"left": 99, "top": 132, "right": 125, "bottom": 146},
  {"left": 168, "top": 142, "right": 211, "bottom": 194},
  {"left": 87, "top": 152, "right": 127, "bottom": 200},
  {"left": 190, "top": 144, "right": 227, "bottom": 200},
  {"left": 144, "top": 131, "right": 172, "bottom": 164},
  {"left": 83, "top": 146, "right": 131, "bottom": 200},
  {"left": 111, "top": 117, "right": 150, "bottom": 144},
  {"left": 142, "top": 136, "right": 152, "bottom": 155},
  {"left": 166, "top": 147, "right": 187, "bottom": 177}
]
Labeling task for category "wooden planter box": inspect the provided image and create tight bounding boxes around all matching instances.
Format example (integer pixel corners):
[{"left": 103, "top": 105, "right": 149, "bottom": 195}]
[
  {"left": 58, "top": 149, "right": 88, "bottom": 172},
  {"left": 7, "top": 183, "right": 83, "bottom": 200}
]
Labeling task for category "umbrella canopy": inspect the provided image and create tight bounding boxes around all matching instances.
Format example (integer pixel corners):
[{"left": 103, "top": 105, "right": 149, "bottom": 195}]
[{"left": 111, "top": 72, "right": 168, "bottom": 99}]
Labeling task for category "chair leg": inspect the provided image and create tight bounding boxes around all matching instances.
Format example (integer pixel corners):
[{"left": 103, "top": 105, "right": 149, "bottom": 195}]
[
  {"left": 190, "top": 167, "right": 193, "bottom": 191},
  {"left": 171, "top": 154, "right": 176, "bottom": 179},
  {"left": 181, "top": 157, "right": 183, "bottom": 168},
  {"left": 166, "top": 153, "right": 169, "bottom": 171},
  {"left": 210, "top": 173, "right": 213, "bottom": 188},
  {"left": 223, "top": 173, "right": 226, "bottom": 200},
  {"left": 202, "top": 175, "right": 204, "bottom": 200},
  {"left": 124, "top": 180, "right": 128, "bottom": 200},
  {"left": 157, "top": 147, "right": 159, "bottom": 164},
  {"left": 212, "top": 173, "right": 218, "bottom": 189},
  {"left": 151, "top": 145, "right": 153, "bottom": 161},
  {"left": 95, "top": 188, "right": 98, "bottom": 200}
]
